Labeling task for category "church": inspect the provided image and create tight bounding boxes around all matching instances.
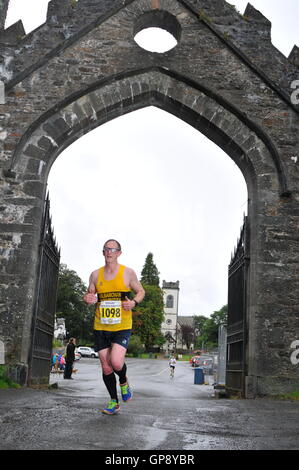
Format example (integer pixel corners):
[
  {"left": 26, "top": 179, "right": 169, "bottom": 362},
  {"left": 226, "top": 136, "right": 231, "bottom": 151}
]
[{"left": 161, "top": 280, "right": 195, "bottom": 353}]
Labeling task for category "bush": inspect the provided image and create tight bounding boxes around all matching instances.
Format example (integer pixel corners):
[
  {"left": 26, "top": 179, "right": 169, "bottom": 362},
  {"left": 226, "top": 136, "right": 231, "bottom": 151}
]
[{"left": 127, "top": 335, "right": 145, "bottom": 356}]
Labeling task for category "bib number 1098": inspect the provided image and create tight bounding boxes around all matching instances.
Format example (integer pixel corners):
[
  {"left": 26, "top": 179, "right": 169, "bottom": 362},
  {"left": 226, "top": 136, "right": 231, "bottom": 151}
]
[
  {"left": 99, "top": 300, "right": 122, "bottom": 324},
  {"left": 101, "top": 307, "right": 121, "bottom": 318}
]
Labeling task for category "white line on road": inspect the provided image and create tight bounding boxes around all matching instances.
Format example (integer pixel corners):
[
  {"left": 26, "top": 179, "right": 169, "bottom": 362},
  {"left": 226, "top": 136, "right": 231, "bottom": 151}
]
[{"left": 150, "top": 367, "right": 170, "bottom": 376}]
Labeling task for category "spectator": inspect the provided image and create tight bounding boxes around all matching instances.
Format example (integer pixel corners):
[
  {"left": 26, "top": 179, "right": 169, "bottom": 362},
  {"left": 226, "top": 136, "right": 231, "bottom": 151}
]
[{"left": 64, "top": 338, "right": 76, "bottom": 379}]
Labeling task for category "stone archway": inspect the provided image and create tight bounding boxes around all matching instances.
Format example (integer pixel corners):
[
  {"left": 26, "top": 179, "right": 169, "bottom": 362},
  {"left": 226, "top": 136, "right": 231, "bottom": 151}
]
[{"left": 1, "top": 0, "right": 298, "bottom": 395}]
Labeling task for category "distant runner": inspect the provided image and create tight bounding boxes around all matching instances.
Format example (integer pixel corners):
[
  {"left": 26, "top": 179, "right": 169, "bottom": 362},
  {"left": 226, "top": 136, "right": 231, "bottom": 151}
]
[
  {"left": 169, "top": 356, "right": 176, "bottom": 378},
  {"left": 83, "top": 239, "right": 145, "bottom": 415}
]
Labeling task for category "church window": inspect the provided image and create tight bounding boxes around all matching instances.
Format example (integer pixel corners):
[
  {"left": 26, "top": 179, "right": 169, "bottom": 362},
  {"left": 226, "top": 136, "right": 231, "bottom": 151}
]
[{"left": 166, "top": 295, "right": 174, "bottom": 308}]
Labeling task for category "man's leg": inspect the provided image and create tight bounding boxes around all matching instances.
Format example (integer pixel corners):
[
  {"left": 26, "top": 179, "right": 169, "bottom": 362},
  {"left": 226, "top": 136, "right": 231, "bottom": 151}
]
[
  {"left": 98, "top": 347, "right": 121, "bottom": 414},
  {"left": 114, "top": 362, "right": 127, "bottom": 384},
  {"left": 109, "top": 343, "right": 127, "bottom": 372},
  {"left": 64, "top": 361, "right": 72, "bottom": 379},
  {"left": 110, "top": 343, "right": 132, "bottom": 402},
  {"left": 99, "top": 347, "right": 118, "bottom": 401}
]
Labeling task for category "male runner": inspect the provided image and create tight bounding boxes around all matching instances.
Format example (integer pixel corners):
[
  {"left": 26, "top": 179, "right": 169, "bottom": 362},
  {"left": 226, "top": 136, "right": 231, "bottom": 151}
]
[{"left": 83, "top": 239, "right": 145, "bottom": 415}]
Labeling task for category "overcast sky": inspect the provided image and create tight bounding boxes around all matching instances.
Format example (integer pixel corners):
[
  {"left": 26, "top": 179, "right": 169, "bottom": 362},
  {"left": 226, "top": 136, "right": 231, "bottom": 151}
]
[{"left": 6, "top": 1, "right": 298, "bottom": 317}]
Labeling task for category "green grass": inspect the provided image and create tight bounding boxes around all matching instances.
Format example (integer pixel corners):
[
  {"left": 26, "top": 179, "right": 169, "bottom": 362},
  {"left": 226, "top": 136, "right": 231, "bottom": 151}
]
[
  {"left": 126, "top": 353, "right": 193, "bottom": 361},
  {"left": 277, "top": 391, "right": 299, "bottom": 401},
  {"left": 0, "top": 366, "right": 20, "bottom": 389}
]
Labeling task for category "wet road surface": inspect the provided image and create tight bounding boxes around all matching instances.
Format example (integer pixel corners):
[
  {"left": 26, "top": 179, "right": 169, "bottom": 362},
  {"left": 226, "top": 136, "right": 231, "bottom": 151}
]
[{"left": 0, "top": 358, "right": 298, "bottom": 450}]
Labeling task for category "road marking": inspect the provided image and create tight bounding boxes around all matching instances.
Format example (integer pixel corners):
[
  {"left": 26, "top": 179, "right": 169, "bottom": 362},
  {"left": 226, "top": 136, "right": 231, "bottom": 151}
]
[{"left": 151, "top": 367, "right": 170, "bottom": 376}]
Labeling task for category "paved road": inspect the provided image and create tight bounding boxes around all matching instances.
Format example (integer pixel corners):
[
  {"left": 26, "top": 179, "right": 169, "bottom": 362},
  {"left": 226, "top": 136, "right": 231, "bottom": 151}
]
[{"left": 0, "top": 358, "right": 298, "bottom": 451}]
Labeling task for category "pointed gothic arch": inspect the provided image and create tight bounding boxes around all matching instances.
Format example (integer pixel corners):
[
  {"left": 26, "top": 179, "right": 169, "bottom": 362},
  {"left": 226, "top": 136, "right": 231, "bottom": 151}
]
[
  {"left": 9, "top": 68, "right": 285, "bottom": 197},
  {"left": 4, "top": 68, "right": 286, "bottom": 392}
]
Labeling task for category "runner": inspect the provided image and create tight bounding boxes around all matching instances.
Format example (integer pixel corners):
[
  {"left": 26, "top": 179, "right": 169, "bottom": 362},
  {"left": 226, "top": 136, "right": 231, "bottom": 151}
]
[
  {"left": 169, "top": 355, "right": 176, "bottom": 378},
  {"left": 83, "top": 239, "right": 145, "bottom": 415}
]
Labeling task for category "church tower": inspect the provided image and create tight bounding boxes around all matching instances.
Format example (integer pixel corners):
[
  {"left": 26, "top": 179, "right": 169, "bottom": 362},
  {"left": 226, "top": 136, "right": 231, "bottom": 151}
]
[{"left": 161, "top": 280, "right": 179, "bottom": 353}]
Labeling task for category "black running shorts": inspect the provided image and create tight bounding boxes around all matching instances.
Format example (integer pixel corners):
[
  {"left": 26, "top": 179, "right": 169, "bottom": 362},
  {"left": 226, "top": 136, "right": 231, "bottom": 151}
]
[{"left": 94, "top": 329, "right": 132, "bottom": 352}]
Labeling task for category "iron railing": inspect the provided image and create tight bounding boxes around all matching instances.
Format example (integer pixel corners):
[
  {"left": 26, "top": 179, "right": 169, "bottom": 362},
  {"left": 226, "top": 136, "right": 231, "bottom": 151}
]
[
  {"left": 28, "top": 194, "right": 60, "bottom": 384},
  {"left": 226, "top": 216, "right": 249, "bottom": 396}
]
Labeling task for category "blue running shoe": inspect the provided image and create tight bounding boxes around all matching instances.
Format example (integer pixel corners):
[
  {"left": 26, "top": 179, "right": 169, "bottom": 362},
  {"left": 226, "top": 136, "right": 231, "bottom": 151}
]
[
  {"left": 101, "top": 399, "right": 120, "bottom": 415},
  {"left": 120, "top": 382, "right": 133, "bottom": 402}
]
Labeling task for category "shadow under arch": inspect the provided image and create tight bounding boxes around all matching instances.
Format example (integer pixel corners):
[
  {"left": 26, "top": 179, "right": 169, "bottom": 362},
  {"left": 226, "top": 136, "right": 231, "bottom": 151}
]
[{"left": 8, "top": 67, "right": 287, "bottom": 200}]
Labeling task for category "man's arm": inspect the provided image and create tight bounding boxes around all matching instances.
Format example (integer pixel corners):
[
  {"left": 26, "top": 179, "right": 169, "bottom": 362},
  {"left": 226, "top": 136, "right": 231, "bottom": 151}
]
[
  {"left": 129, "top": 269, "right": 145, "bottom": 304},
  {"left": 83, "top": 270, "right": 98, "bottom": 304},
  {"left": 123, "top": 268, "right": 145, "bottom": 311}
]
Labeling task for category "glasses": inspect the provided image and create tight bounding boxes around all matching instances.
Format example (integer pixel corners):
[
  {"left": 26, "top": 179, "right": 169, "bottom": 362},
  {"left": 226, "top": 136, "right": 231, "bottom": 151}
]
[{"left": 103, "top": 247, "right": 120, "bottom": 253}]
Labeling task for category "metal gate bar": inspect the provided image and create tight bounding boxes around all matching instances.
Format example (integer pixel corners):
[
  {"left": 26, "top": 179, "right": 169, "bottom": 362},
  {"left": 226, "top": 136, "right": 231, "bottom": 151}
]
[
  {"left": 226, "top": 217, "right": 249, "bottom": 396},
  {"left": 28, "top": 194, "right": 60, "bottom": 385}
]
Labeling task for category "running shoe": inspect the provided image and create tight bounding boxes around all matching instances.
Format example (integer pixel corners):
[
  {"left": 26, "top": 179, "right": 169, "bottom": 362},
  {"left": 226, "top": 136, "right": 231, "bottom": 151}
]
[
  {"left": 101, "top": 399, "right": 120, "bottom": 415},
  {"left": 120, "top": 382, "right": 133, "bottom": 402}
]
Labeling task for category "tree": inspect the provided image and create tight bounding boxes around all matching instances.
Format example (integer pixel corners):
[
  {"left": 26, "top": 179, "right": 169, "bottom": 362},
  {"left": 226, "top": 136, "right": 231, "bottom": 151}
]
[
  {"left": 140, "top": 253, "right": 160, "bottom": 286},
  {"left": 180, "top": 324, "right": 195, "bottom": 349},
  {"left": 210, "top": 305, "right": 227, "bottom": 326},
  {"left": 56, "top": 264, "right": 94, "bottom": 343},
  {"left": 133, "top": 252, "right": 165, "bottom": 351},
  {"left": 195, "top": 305, "right": 227, "bottom": 350},
  {"left": 127, "top": 336, "right": 145, "bottom": 356},
  {"left": 193, "top": 315, "right": 208, "bottom": 336},
  {"left": 133, "top": 284, "right": 165, "bottom": 351}
]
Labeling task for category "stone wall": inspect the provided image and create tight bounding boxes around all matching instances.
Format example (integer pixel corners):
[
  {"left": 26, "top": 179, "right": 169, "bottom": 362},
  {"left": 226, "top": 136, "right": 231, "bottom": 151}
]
[{"left": 0, "top": 0, "right": 298, "bottom": 395}]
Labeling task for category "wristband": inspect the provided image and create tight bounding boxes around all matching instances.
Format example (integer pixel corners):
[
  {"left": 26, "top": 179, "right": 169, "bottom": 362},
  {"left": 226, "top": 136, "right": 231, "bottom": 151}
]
[{"left": 133, "top": 299, "right": 139, "bottom": 307}]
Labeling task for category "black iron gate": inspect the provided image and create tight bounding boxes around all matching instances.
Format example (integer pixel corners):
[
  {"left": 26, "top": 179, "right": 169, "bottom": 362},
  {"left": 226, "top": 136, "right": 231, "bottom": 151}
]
[
  {"left": 226, "top": 216, "right": 249, "bottom": 396},
  {"left": 28, "top": 194, "right": 60, "bottom": 385}
]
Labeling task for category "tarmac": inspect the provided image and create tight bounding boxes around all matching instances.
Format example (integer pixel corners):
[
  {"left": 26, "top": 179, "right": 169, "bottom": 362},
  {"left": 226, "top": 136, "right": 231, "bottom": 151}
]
[{"left": 0, "top": 359, "right": 298, "bottom": 455}]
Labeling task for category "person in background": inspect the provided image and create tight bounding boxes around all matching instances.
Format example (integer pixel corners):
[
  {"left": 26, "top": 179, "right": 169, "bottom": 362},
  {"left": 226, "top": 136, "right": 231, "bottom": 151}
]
[
  {"left": 64, "top": 338, "right": 76, "bottom": 379},
  {"left": 169, "top": 355, "right": 176, "bottom": 378},
  {"left": 59, "top": 354, "right": 65, "bottom": 371},
  {"left": 52, "top": 353, "right": 58, "bottom": 371}
]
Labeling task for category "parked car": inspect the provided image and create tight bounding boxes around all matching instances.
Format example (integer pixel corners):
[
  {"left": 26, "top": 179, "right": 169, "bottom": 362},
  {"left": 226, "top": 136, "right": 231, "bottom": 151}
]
[
  {"left": 74, "top": 351, "right": 81, "bottom": 361},
  {"left": 190, "top": 355, "right": 213, "bottom": 370},
  {"left": 190, "top": 355, "right": 201, "bottom": 367},
  {"left": 76, "top": 346, "right": 98, "bottom": 358},
  {"left": 201, "top": 358, "right": 213, "bottom": 368}
]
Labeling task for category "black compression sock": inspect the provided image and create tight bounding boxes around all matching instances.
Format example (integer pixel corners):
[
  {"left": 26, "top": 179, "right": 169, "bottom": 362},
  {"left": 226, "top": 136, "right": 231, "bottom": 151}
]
[
  {"left": 102, "top": 372, "right": 118, "bottom": 401},
  {"left": 113, "top": 363, "right": 127, "bottom": 384}
]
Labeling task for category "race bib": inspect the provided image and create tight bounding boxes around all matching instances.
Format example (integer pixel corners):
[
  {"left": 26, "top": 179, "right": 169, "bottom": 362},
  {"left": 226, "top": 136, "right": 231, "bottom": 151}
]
[{"left": 99, "top": 300, "right": 122, "bottom": 324}]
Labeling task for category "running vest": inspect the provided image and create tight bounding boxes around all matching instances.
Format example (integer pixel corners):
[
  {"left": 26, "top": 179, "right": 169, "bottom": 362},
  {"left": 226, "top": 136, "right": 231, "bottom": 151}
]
[{"left": 94, "top": 264, "right": 132, "bottom": 331}]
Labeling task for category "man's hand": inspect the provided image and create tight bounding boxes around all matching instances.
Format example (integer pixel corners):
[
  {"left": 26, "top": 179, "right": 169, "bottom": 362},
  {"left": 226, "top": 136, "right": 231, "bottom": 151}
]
[
  {"left": 123, "top": 296, "right": 135, "bottom": 311},
  {"left": 83, "top": 290, "right": 97, "bottom": 305}
]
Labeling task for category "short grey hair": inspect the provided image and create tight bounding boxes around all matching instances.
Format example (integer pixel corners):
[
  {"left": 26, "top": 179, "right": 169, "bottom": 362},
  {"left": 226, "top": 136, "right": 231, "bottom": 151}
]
[{"left": 103, "top": 239, "right": 121, "bottom": 251}]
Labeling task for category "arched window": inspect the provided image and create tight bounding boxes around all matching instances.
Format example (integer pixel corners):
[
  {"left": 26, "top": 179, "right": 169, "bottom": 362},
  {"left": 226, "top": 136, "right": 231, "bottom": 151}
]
[{"left": 166, "top": 295, "right": 174, "bottom": 308}]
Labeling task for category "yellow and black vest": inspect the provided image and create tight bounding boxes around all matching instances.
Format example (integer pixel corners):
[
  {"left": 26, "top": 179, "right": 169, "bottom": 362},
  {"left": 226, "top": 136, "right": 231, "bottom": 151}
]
[{"left": 94, "top": 264, "right": 132, "bottom": 331}]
